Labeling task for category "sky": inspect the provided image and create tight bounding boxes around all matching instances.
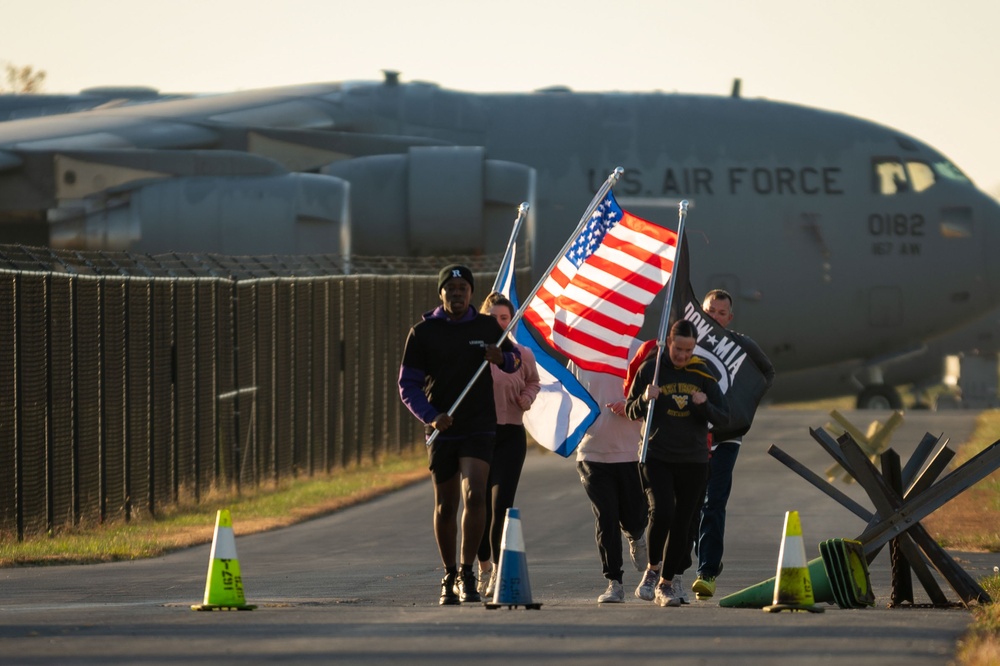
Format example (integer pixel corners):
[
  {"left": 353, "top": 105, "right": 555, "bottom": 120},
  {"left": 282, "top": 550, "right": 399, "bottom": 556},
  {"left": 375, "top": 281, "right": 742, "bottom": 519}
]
[{"left": 3, "top": 0, "right": 999, "bottom": 194}]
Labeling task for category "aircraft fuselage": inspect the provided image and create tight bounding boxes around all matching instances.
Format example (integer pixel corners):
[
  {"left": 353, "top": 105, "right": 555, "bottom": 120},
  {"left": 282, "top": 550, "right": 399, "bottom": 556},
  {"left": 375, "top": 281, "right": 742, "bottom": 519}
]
[
  {"left": 322, "top": 81, "right": 1000, "bottom": 373},
  {"left": 1, "top": 77, "right": 998, "bottom": 381}
]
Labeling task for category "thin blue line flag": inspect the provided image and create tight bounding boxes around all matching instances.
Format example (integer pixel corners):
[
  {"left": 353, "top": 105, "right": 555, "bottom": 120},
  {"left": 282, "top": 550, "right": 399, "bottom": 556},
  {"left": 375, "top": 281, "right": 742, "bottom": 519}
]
[{"left": 497, "top": 244, "right": 600, "bottom": 458}]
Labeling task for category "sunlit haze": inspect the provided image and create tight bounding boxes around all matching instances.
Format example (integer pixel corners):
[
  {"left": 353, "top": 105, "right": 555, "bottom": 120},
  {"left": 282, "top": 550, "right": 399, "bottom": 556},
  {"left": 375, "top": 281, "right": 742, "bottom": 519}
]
[{"left": 4, "top": 0, "right": 999, "bottom": 194}]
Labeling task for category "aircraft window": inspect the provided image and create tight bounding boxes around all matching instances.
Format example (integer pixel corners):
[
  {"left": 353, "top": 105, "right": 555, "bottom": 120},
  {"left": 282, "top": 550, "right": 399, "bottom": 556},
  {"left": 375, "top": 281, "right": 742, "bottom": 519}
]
[
  {"left": 874, "top": 159, "right": 908, "bottom": 195},
  {"left": 905, "top": 161, "right": 935, "bottom": 193},
  {"left": 877, "top": 158, "right": 970, "bottom": 194},
  {"left": 934, "top": 160, "right": 970, "bottom": 183}
]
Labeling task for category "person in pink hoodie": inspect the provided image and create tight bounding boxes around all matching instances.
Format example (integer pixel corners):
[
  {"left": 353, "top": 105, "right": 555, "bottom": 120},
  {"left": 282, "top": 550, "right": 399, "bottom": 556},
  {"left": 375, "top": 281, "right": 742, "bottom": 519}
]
[
  {"left": 476, "top": 292, "right": 541, "bottom": 598},
  {"left": 571, "top": 338, "right": 650, "bottom": 604}
]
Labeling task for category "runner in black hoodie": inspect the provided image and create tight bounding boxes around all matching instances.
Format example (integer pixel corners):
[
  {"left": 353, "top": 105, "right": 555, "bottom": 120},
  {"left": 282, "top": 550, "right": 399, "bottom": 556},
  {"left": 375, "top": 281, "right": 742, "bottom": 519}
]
[
  {"left": 625, "top": 319, "right": 728, "bottom": 607},
  {"left": 399, "top": 264, "right": 521, "bottom": 605}
]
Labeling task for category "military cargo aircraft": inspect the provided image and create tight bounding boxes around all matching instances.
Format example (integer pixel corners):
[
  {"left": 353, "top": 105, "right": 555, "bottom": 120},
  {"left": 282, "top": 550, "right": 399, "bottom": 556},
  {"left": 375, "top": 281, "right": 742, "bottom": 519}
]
[{"left": 1, "top": 71, "right": 998, "bottom": 408}]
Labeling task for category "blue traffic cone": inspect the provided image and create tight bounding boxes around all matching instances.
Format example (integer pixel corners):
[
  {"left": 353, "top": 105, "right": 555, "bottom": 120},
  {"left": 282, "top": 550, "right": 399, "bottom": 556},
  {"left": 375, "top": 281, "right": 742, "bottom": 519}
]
[{"left": 485, "top": 507, "right": 541, "bottom": 610}]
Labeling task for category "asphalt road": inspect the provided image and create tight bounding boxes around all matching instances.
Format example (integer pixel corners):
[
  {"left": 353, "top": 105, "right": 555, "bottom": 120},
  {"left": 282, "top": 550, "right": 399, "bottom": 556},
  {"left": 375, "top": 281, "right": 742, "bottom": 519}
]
[{"left": 0, "top": 409, "right": 996, "bottom": 665}]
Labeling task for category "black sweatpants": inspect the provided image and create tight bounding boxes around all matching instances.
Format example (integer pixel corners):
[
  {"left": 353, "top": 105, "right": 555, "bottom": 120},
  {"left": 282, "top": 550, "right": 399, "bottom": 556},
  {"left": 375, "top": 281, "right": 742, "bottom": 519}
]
[
  {"left": 640, "top": 459, "right": 709, "bottom": 577},
  {"left": 578, "top": 460, "right": 649, "bottom": 583}
]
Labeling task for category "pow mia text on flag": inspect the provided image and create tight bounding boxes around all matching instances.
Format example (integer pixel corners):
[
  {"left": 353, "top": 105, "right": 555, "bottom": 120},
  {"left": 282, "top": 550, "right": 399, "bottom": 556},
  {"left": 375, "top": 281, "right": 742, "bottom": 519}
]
[{"left": 681, "top": 293, "right": 772, "bottom": 438}]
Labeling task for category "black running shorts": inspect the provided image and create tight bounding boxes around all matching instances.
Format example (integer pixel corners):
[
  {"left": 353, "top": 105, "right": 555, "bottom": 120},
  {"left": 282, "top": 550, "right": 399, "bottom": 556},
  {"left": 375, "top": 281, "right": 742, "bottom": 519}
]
[{"left": 427, "top": 433, "right": 495, "bottom": 484}]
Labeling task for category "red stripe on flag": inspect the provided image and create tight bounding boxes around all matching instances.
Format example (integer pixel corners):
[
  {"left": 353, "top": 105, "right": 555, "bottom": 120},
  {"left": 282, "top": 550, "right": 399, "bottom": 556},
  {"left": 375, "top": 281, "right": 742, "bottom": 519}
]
[
  {"left": 524, "top": 195, "right": 680, "bottom": 377},
  {"left": 552, "top": 320, "right": 634, "bottom": 361},
  {"left": 559, "top": 272, "right": 646, "bottom": 318},
  {"left": 621, "top": 211, "right": 679, "bottom": 244},
  {"left": 532, "top": 283, "right": 558, "bottom": 311},
  {"left": 553, "top": 319, "right": 641, "bottom": 350},
  {"left": 523, "top": 308, "right": 553, "bottom": 340},
  {"left": 552, "top": 324, "right": 631, "bottom": 357},
  {"left": 599, "top": 234, "right": 677, "bottom": 275},
  {"left": 552, "top": 293, "right": 640, "bottom": 337},
  {"left": 584, "top": 253, "right": 669, "bottom": 295},
  {"left": 570, "top": 356, "right": 627, "bottom": 377},
  {"left": 547, "top": 266, "right": 572, "bottom": 290}
]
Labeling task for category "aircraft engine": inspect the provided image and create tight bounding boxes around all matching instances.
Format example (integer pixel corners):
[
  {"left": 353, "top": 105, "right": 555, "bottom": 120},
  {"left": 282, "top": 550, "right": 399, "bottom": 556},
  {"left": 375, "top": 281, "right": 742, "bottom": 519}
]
[
  {"left": 48, "top": 172, "right": 350, "bottom": 257},
  {"left": 322, "top": 146, "right": 535, "bottom": 257}
]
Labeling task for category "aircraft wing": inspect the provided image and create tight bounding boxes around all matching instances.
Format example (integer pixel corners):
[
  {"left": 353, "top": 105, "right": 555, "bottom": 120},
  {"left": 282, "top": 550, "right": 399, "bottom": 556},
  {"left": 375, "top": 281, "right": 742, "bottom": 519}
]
[{"left": 0, "top": 84, "right": 534, "bottom": 257}]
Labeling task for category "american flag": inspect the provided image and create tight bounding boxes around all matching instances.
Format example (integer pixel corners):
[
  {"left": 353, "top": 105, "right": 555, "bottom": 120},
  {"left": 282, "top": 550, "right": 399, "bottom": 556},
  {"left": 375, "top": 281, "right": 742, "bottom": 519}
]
[
  {"left": 496, "top": 241, "right": 599, "bottom": 457},
  {"left": 524, "top": 191, "right": 679, "bottom": 377}
]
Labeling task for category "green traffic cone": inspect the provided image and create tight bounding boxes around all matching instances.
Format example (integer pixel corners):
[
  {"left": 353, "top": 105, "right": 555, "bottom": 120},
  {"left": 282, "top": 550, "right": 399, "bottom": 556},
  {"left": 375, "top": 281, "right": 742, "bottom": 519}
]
[{"left": 718, "top": 557, "right": 834, "bottom": 608}]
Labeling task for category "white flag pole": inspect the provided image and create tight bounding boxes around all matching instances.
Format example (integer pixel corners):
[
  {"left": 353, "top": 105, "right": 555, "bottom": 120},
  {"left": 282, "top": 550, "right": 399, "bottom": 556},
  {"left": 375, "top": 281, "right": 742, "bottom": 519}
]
[
  {"left": 491, "top": 201, "right": 530, "bottom": 294},
  {"left": 638, "top": 199, "right": 689, "bottom": 464},
  {"left": 427, "top": 168, "right": 624, "bottom": 446}
]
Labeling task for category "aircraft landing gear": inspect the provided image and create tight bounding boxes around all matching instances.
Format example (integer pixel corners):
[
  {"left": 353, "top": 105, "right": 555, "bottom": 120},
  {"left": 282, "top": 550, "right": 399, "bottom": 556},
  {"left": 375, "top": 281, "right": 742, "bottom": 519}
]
[{"left": 856, "top": 384, "right": 903, "bottom": 410}]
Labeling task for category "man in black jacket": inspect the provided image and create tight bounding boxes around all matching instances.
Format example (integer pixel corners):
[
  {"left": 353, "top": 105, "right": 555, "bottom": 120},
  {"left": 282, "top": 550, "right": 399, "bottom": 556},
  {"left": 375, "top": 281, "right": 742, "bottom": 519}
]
[{"left": 399, "top": 264, "right": 521, "bottom": 605}]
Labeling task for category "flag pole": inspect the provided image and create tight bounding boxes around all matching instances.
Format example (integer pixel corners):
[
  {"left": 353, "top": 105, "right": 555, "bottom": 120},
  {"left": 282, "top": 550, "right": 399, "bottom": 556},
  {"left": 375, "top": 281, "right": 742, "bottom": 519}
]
[
  {"left": 491, "top": 201, "right": 530, "bottom": 293},
  {"left": 427, "top": 167, "right": 624, "bottom": 446},
  {"left": 639, "top": 199, "right": 690, "bottom": 463}
]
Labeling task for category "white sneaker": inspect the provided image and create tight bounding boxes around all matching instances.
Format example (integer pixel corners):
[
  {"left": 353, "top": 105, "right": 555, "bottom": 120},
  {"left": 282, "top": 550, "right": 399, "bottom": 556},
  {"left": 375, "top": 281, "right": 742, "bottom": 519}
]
[
  {"left": 485, "top": 567, "right": 498, "bottom": 599},
  {"left": 654, "top": 581, "right": 682, "bottom": 607},
  {"left": 627, "top": 532, "right": 647, "bottom": 572},
  {"left": 597, "top": 579, "right": 625, "bottom": 603},
  {"left": 635, "top": 568, "right": 659, "bottom": 601},
  {"left": 477, "top": 567, "right": 492, "bottom": 598},
  {"left": 672, "top": 574, "right": 689, "bottom": 604}
]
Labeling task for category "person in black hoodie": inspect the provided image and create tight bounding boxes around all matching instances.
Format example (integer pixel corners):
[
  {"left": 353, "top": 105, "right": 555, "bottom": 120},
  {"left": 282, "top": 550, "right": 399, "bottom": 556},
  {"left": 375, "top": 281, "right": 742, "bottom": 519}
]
[
  {"left": 398, "top": 265, "right": 521, "bottom": 606},
  {"left": 625, "top": 319, "right": 728, "bottom": 608}
]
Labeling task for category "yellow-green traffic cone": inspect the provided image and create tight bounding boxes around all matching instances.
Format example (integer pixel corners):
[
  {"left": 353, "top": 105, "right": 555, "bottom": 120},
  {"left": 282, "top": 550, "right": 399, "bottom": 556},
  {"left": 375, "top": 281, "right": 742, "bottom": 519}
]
[
  {"left": 191, "top": 509, "right": 256, "bottom": 611},
  {"left": 763, "top": 511, "right": 824, "bottom": 613}
]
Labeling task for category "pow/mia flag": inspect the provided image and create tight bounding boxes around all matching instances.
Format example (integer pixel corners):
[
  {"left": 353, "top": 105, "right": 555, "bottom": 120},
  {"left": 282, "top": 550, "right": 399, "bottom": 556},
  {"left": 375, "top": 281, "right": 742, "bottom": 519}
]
[
  {"left": 626, "top": 232, "right": 772, "bottom": 438},
  {"left": 664, "top": 235, "right": 772, "bottom": 438},
  {"left": 681, "top": 288, "right": 772, "bottom": 438}
]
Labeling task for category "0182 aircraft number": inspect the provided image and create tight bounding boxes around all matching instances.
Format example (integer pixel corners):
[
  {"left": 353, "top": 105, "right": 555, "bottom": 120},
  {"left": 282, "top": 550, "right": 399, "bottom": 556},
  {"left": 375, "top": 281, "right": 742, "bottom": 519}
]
[{"left": 868, "top": 213, "right": 925, "bottom": 237}]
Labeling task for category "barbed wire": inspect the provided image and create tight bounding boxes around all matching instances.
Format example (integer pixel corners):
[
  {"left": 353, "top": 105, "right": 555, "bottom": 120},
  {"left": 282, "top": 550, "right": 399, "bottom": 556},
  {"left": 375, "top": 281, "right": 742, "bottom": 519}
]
[{"left": 0, "top": 245, "right": 520, "bottom": 280}]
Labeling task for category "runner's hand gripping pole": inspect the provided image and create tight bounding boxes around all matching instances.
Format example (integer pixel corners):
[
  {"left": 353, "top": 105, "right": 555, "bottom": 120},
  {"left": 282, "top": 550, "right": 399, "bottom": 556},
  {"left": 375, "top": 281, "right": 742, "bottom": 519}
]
[
  {"left": 639, "top": 199, "right": 689, "bottom": 463},
  {"left": 427, "top": 168, "right": 625, "bottom": 446}
]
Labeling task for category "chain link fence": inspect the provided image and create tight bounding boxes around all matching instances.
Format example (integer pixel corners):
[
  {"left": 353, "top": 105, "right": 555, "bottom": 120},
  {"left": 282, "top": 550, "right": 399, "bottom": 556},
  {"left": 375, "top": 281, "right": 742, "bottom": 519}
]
[{"left": 0, "top": 245, "right": 518, "bottom": 539}]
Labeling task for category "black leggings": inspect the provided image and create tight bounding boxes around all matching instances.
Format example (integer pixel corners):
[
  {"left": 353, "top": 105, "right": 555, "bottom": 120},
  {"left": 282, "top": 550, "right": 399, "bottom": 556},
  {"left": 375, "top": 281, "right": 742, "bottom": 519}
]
[
  {"left": 640, "top": 459, "right": 709, "bottom": 576},
  {"left": 478, "top": 424, "right": 527, "bottom": 564}
]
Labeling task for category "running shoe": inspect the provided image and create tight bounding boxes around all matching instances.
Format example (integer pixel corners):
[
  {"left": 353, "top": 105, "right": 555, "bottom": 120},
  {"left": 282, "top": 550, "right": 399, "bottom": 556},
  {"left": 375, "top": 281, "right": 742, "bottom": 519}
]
[
  {"left": 654, "top": 580, "right": 682, "bottom": 607},
  {"left": 673, "top": 574, "right": 689, "bottom": 604},
  {"left": 439, "top": 572, "right": 460, "bottom": 606},
  {"left": 455, "top": 569, "right": 481, "bottom": 603},
  {"left": 635, "top": 567, "right": 659, "bottom": 601},
  {"left": 693, "top": 562, "right": 722, "bottom": 599},
  {"left": 627, "top": 532, "right": 648, "bottom": 572},
  {"left": 485, "top": 567, "right": 498, "bottom": 599},
  {"left": 692, "top": 574, "right": 717, "bottom": 600},
  {"left": 598, "top": 579, "right": 625, "bottom": 604},
  {"left": 477, "top": 567, "right": 492, "bottom": 598}
]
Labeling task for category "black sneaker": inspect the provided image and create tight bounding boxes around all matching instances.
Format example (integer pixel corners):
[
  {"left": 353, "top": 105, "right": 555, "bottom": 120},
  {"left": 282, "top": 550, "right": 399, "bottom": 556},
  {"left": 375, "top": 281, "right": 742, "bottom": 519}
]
[
  {"left": 455, "top": 570, "right": 482, "bottom": 603},
  {"left": 440, "top": 573, "right": 460, "bottom": 605}
]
